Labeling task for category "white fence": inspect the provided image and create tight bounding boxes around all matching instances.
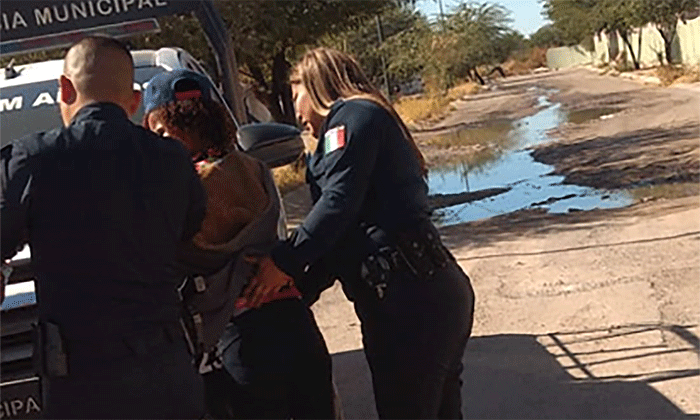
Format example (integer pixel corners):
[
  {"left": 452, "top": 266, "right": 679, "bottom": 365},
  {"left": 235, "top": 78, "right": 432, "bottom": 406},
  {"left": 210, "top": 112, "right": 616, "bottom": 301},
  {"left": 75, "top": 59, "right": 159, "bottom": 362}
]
[{"left": 547, "top": 16, "right": 700, "bottom": 70}]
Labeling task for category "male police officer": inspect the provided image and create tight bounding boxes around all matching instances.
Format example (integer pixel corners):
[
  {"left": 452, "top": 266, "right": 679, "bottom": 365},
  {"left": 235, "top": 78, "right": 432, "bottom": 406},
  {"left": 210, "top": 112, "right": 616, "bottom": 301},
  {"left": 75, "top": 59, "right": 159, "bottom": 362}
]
[{"left": 1, "top": 36, "right": 207, "bottom": 418}]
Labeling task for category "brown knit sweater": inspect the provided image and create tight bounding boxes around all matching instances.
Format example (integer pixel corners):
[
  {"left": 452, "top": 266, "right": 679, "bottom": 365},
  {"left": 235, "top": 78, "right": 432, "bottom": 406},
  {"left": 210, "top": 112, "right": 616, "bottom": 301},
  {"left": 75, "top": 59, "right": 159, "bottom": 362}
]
[{"left": 193, "top": 150, "right": 270, "bottom": 250}]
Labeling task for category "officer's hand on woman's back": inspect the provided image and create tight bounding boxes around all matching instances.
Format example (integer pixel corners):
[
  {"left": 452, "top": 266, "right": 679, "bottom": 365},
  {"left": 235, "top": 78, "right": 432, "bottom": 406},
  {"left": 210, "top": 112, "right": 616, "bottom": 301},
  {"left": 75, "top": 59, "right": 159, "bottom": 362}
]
[{"left": 237, "top": 255, "right": 294, "bottom": 308}]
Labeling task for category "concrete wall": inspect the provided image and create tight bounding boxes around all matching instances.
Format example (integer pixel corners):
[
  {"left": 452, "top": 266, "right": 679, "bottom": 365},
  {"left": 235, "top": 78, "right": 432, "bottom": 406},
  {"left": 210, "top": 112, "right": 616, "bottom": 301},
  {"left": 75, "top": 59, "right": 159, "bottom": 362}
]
[
  {"left": 593, "top": 32, "right": 609, "bottom": 66},
  {"left": 546, "top": 46, "right": 593, "bottom": 69},
  {"left": 624, "top": 25, "right": 667, "bottom": 67},
  {"left": 677, "top": 17, "right": 700, "bottom": 66},
  {"left": 547, "top": 16, "right": 700, "bottom": 69}
]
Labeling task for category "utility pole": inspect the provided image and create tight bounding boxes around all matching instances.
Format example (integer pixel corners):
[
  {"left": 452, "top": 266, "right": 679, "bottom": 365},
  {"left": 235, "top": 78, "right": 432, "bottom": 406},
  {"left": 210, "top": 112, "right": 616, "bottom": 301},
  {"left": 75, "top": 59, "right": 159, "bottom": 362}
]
[
  {"left": 438, "top": 0, "right": 446, "bottom": 31},
  {"left": 375, "top": 14, "right": 391, "bottom": 98}
]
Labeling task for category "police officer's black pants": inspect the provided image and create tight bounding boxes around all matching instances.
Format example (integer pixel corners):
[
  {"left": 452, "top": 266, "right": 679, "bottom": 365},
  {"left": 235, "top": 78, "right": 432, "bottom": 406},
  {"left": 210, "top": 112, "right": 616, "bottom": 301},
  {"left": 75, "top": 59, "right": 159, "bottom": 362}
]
[
  {"left": 205, "top": 298, "right": 335, "bottom": 419},
  {"left": 352, "top": 261, "right": 475, "bottom": 419},
  {"left": 43, "top": 329, "right": 205, "bottom": 419}
]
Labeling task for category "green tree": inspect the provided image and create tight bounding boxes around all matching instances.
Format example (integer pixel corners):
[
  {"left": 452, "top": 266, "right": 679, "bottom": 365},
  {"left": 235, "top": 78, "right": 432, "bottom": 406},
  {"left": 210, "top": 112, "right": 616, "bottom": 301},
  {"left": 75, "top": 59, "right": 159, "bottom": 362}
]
[
  {"left": 379, "top": 14, "right": 433, "bottom": 91},
  {"left": 528, "top": 24, "right": 565, "bottom": 48},
  {"left": 133, "top": 1, "right": 395, "bottom": 123},
  {"left": 593, "top": 0, "right": 647, "bottom": 69},
  {"left": 443, "top": 2, "right": 514, "bottom": 84},
  {"left": 638, "top": 0, "right": 698, "bottom": 64},
  {"left": 492, "top": 29, "right": 525, "bottom": 63},
  {"left": 217, "top": 0, "right": 393, "bottom": 123},
  {"left": 541, "top": 0, "right": 597, "bottom": 49},
  {"left": 321, "top": 5, "right": 430, "bottom": 95}
]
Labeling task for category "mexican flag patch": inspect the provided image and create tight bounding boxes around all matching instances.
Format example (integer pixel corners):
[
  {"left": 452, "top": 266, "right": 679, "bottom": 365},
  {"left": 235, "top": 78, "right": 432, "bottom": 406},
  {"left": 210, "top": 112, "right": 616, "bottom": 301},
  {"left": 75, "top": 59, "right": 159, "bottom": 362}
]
[{"left": 324, "top": 126, "right": 346, "bottom": 154}]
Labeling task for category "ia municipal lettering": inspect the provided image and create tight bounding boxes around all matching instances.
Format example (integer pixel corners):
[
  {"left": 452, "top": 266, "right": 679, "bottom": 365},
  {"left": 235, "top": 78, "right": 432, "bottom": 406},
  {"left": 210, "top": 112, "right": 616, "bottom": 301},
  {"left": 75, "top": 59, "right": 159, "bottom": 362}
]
[{"left": 1, "top": 0, "right": 169, "bottom": 32}]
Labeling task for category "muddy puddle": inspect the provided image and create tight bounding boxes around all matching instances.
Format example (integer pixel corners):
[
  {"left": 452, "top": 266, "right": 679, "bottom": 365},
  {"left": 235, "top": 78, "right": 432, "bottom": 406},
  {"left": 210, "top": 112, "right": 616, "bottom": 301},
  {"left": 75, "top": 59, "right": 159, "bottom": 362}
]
[
  {"left": 427, "top": 93, "right": 633, "bottom": 226},
  {"left": 566, "top": 107, "right": 618, "bottom": 124}
]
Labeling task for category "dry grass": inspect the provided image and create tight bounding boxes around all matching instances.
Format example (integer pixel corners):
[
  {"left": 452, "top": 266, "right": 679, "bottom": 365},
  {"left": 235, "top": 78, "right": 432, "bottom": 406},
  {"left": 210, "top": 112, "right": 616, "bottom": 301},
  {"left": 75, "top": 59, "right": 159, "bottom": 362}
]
[
  {"left": 502, "top": 47, "right": 548, "bottom": 76},
  {"left": 656, "top": 65, "right": 700, "bottom": 86},
  {"left": 394, "top": 82, "right": 480, "bottom": 126},
  {"left": 670, "top": 65, "right": 700, "bottom": 85}
]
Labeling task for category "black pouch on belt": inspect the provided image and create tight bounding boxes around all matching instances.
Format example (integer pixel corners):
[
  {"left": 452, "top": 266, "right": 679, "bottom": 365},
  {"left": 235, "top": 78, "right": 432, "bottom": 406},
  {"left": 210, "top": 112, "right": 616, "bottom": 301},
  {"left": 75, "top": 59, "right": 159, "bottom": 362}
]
[
  {"left": 360, "top": 247, "right": 403, "bottom": 300},
  {"left": 395, "top": 220, "right": 453, "bottom": 280}
]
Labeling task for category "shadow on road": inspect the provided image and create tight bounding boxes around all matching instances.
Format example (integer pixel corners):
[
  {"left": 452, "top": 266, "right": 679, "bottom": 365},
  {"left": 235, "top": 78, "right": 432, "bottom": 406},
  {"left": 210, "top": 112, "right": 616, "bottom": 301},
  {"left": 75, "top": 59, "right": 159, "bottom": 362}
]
[
  {"left": 332, "top": 324, "right": 699, "bottom": 419},
  {"left": 532, "top": 123, "right": 700, "bottom": 190}
]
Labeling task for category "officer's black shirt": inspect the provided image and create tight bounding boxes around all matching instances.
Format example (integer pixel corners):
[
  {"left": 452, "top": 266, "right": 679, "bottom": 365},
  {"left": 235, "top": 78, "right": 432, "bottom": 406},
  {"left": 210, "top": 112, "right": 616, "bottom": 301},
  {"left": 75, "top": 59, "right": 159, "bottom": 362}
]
[
  {"left": 272, "top": 98, "right": 430, "bottom": 280},
  {"left": 1, "top": 103, "right": 206, "bottom": 340}
]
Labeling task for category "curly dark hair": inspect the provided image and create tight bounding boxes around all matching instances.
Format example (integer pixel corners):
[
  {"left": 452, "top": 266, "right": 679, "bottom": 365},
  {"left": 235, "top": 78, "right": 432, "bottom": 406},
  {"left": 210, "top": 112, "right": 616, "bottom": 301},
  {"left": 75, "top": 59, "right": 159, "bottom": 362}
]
[{"left": 143, "top": 97, "right": 236, "bottom": 155}]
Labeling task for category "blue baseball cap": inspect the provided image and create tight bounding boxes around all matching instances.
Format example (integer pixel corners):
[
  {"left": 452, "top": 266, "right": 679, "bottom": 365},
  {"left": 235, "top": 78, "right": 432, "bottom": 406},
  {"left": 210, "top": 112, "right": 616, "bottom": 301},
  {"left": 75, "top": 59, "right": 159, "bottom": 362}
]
[{"left": 143, "top": 69, "right": 213, "bottom": 114}]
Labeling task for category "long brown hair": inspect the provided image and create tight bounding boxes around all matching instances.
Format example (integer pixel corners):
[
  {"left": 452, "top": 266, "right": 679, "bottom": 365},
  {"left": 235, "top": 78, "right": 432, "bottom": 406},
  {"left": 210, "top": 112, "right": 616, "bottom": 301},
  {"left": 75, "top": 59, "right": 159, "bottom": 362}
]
[{"left": 290, "top": 47, "right": 427, "bottom": 176}]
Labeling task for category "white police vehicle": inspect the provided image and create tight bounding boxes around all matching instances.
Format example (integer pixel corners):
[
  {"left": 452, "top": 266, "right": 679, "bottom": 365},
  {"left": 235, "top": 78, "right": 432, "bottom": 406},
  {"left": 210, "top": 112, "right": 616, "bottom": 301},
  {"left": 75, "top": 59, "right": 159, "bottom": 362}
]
[
  {"left": 2, "top": 48, "right": 218, "bottom": 147},
  {"left": 0, "top": 3, "right": 303, "bottom": 417}
]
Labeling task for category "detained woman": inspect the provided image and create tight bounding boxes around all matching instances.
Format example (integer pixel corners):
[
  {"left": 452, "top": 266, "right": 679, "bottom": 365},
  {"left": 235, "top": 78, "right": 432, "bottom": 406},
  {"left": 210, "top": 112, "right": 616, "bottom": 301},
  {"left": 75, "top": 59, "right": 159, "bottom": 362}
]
[{"left": 142, "top": 69, "right": 335, "bottom": 419}]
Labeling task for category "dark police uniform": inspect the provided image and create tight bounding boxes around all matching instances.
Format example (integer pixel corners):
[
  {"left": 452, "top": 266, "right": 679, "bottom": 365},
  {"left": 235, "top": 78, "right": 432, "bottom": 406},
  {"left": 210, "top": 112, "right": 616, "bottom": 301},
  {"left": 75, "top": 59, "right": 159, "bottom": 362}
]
[
  {"left": 272, "top": 98, "right": 476, "bottom": 419},
  {"left": 1, "top": 103, "right": 207, "bottom": 419}
]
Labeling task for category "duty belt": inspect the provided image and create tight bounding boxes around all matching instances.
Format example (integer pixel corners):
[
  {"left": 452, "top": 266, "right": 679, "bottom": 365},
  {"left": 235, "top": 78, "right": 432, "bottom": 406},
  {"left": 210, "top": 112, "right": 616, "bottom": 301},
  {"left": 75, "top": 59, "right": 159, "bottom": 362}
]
[
  {"left": 360, "top": 220, "right": 454, "bottom": 299},
  {"left": 394, "top": 220, "right": 453, "bottom": 279},
  {"left": 360, "top": 248, "right": 404, "bottom": 299}
]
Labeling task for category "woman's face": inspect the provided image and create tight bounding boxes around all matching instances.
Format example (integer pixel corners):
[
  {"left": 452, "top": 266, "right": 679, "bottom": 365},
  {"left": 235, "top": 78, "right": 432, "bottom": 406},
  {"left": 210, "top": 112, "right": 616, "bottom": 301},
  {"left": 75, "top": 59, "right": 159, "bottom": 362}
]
[
  {"left": 147, "top": 112, "right": 201, "bottom": 156},
  {"left": 292, "top": 82, "right": 324, "bottom": 138}
]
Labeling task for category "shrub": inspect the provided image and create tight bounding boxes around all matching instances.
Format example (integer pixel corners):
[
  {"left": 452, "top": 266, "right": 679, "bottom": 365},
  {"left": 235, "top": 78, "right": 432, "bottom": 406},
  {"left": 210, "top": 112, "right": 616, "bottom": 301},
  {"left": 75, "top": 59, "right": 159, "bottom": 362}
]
[
  {"left": 656, "top": 65, "right": 700, "bottom": 86},
  {"left": 394, "top": 82, "right": 480, "bottom": 126}
]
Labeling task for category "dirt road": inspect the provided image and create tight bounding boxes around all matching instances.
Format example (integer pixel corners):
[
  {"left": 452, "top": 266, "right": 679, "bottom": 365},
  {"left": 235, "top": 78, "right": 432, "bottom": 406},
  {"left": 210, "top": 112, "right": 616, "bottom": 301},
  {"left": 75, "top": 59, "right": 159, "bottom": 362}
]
[{"left": 283, "top": 68, "right": 700, "bottom": 419}]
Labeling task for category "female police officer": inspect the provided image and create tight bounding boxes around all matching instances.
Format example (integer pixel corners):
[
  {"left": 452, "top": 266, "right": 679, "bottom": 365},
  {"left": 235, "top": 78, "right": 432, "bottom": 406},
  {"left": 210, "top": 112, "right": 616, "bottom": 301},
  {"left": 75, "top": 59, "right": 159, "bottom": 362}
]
[{"left": 241, "top": 47, "right": 475, "bottom": 419}]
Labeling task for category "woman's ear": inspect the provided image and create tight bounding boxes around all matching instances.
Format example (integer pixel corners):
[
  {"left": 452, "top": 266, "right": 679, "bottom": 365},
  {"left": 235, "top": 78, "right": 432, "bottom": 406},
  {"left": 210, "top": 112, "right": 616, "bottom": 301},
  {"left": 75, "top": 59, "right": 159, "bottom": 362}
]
[{"left": 59, "top": 75, "right": 77, "bottom": 105}]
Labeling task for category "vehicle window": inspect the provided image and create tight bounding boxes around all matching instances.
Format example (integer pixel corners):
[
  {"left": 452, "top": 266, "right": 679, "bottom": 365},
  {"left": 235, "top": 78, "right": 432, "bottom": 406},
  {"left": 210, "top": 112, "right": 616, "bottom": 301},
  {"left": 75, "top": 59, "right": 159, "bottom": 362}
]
[{"left": 0, "top": 66, "right": 168, "bottom": 148}]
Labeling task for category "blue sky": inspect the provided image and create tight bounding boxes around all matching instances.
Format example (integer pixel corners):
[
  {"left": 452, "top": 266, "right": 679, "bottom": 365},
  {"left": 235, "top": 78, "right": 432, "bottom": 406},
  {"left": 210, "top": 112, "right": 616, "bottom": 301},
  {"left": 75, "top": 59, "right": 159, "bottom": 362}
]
[{"left": 416, "top": 0, "right": 550, "bottom": 36}]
